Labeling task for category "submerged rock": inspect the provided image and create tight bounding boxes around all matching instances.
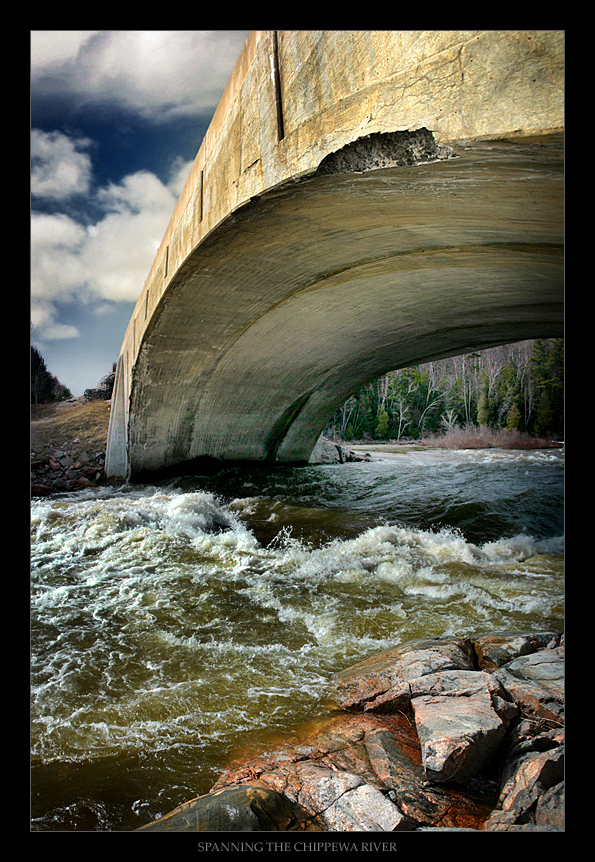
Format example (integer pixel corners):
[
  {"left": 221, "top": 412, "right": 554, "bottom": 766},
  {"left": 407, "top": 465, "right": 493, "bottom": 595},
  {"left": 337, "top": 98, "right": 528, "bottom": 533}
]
[{"left": 136, "top": 631, "right": 564, "bottom": 832}]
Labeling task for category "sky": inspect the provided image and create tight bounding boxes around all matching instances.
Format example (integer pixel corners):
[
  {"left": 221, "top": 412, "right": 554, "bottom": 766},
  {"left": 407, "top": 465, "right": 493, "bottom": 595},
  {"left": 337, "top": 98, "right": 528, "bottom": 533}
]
[{"left": 31, "top": 30, "right": 251, "bottom": 396}]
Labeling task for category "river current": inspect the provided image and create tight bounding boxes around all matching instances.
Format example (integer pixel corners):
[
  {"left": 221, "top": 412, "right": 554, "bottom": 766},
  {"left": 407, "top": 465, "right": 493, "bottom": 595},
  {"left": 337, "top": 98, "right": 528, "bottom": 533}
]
[{"left": 30, "top": 445, "right": 564, "bottom": 831}]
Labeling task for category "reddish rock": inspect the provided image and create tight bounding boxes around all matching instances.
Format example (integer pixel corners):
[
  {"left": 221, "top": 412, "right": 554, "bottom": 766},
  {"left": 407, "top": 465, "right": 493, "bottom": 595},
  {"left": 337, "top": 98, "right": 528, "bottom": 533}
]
[
  {"left": 74, "top": 476, "right": 97, "bottom": 489},
  {"left": 492, "top": 645, "right": 564, "bottom": 723},
  {"left": 210, "top": 711, "right": 497, "bottom": 831},
  {"left": 333, "top": 635, "right": 475, "bottom": 712},
  {"left": 137, "top": 632, "right": 564, "bottom": 833},
  {"left": 31, "top": 483, "right": 51, "bottom": 497},
  {"left": 397, "top": 670, "right": 517, "bottom": 783},
  {"left": 484, "top": 745, "right": 564, "bottom": 830},
  {"left": 473, "top": 631, "right": 559, "bottom": 670}
]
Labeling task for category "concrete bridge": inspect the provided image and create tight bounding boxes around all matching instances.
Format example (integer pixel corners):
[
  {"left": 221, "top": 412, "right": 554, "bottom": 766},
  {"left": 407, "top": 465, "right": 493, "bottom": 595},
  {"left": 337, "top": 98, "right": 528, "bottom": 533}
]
[{"left": 105, "top": 30, "right": 564, "bottom": 480}]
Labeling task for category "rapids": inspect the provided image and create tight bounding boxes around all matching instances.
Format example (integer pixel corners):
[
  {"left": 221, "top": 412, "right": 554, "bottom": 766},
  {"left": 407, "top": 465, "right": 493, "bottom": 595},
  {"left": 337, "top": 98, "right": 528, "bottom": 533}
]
[{"left": 30, "top": 445, "right": 564, "bottom": 831}]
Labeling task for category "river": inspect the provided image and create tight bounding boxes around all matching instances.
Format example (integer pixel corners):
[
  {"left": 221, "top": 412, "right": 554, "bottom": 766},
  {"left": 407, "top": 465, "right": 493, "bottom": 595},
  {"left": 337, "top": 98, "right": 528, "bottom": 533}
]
[{"left": 30, "top": 444, "right": 564, "bottom": 831}]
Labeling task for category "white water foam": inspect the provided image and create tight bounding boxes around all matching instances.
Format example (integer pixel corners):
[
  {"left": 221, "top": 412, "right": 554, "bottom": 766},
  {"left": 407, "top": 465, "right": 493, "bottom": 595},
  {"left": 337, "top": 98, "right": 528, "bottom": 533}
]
[{"left": 31, "top": 483, "right": 563, "bottom": 770}]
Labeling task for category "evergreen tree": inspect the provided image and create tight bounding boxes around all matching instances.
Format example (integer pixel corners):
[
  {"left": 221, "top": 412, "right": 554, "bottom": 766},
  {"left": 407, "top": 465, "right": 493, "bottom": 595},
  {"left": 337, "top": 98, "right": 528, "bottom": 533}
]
[
  {"left": 505, "top": 402, "right": 522, "bottom": 431},
  {"left": 496, "top": 363, "right": 521, "bottom": 429},
  {"left": 476, "top": 382, "right": 490, "bottom": 427},
  {"left": 31, "top": 346, "right": 53, "bottom": 404},
  {"left": 375, "top": 408, "right": 390, "bottom": 439},
  {"left": 31, "top": 345, "right": 71, "bottom": 404},
  {"left": 325, "top": 338, "right": 563, "bottom": 443},
  {"left": 545, "top": 338, "right": 564, "bottom": 435},
  {"left": 535, "top": 389, "right": 553, "bottom": 435},
  {"left": 528, "top": 339, "right": 564, "bottom": 436}
]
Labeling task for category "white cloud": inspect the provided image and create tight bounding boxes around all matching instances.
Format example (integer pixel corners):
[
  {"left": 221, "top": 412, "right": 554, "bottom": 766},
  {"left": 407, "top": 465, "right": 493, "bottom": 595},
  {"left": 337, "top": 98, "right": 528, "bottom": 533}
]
[
  {"left": 31, "top": 169, "right": 178, "bottom": 339},
  {"left": 168, "top": 157, "right": 195, "bottom": 198},
  {"left": 31, "top": 129, "right": 93, "bottom": 200},
  {"left": 31, "top": 213, "right": 88, "bottom": 302},
  {"left": 31, "top": 302, "right": 80, "bottom": 341},
  {"left": 31, "top": 31, "right": 99, "bottom": 70},
  {"left": 30, "top": 31, "right": 249, "bottom": 346},
  {"left": 80, "top": 171, "right": 178, "bottom": 302},
  {"left": 31, "top": 30, "right": 249, "bottom": 121},
  {"left": 97, "top": 169, "right": 177, "bottom": 217}
]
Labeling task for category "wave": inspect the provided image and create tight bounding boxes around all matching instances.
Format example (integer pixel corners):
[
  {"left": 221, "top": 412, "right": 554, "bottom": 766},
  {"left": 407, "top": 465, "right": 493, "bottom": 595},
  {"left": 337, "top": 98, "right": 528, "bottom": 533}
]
[{"left": 31, "top": 480, "right": 563, "bottom": 765}]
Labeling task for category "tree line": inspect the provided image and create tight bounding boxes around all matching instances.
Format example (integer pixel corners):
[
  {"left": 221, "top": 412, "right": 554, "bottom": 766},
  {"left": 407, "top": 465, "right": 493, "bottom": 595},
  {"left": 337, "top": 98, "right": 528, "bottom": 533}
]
[
  {"left": 31, "top": 345, "right": 72, "bottom": 404},
  {"left": 325, "top": 338, "right": 564, "bottom": 443}
]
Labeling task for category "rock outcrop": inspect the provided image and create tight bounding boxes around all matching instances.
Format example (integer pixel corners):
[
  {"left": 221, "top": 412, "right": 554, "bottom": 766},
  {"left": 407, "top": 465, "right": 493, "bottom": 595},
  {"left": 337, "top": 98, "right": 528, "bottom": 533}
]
[
  {"left": 83, "top": 371, "right": 115, "bottom": 402},
  {"left": 137, "top": 631, "right": 564, "bottom": 833}
]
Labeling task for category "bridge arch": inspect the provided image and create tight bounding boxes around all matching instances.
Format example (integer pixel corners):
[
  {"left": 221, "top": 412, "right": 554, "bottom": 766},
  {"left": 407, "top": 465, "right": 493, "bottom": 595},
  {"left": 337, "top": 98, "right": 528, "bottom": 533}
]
[{"left": 105, "top": 31, "right": 564, "bottom": 480}]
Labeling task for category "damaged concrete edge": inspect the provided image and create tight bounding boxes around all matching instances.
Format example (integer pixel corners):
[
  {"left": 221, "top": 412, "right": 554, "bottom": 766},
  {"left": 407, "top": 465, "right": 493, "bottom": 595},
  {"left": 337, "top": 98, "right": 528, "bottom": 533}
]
[
  {"left": 315, "top": 128, "right": 457, "bottom": 176},
  {"left": 234, "top": 127, "right": 459, "bottom": 214}
]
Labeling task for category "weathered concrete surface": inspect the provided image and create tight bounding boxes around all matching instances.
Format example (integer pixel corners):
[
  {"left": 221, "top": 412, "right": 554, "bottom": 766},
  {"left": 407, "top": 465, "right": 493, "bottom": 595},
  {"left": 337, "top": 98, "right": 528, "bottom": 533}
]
[{"left": 106, "top": 30, "right": 564, "bottom": 480}]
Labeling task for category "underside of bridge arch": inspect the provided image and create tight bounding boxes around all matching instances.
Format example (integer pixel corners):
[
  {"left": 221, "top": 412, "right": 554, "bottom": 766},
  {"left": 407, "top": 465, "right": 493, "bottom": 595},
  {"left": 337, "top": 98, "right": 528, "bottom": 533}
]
[{"left": 126, "top": 134, "right": 563, "bottom": 480}]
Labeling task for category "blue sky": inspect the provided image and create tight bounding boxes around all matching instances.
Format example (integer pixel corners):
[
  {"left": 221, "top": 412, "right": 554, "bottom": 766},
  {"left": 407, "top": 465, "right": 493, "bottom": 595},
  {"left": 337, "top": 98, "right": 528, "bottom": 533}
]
[{"left": 31, "top": 30, "right": 250, "bottom": 395}]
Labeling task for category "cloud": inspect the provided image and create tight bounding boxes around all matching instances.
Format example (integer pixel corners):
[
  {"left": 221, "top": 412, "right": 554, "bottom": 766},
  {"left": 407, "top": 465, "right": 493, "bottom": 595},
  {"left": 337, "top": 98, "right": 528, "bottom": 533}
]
[
  {"left": 168, "top": 157, "right": 195, "bottom": 198},
  {"left": 31, "top": 303, "right": 81, "bottom": 342},
  {"left": 31, "top": 30, "right": 99, "bottom": 69},
  {"left": 32, "top": 161, "right": 179, "bottom": 340},
  {"left": 80, "top": 171, "right": 178, "bottom": 302},
  {"left": 31, "top": 212, "right": 88, "bottom": 300},
  {"left": 31, "top": 30, "right": 249, "bottom": 121},
  {"left": 30, "top": 32, "right": 249, "bottom": 348},
  {"left": 31, "top": 129, "right": 93, "bottom": 200},
  {"left": 96, "top": 169, "right": 177, "bottom": 217}
]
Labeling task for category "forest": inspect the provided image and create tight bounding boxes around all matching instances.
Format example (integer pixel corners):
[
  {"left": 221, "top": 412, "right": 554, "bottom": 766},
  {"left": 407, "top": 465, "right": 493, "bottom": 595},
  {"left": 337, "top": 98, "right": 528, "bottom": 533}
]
[
  {"left": 31, "top": 345, "right": 72, "bottom": 404},
  {"left": 324, "top": 338, "right": 564, "bottom": 444},
  {"left": 31, "top": 337, "right": 564, "bottom": 445}
]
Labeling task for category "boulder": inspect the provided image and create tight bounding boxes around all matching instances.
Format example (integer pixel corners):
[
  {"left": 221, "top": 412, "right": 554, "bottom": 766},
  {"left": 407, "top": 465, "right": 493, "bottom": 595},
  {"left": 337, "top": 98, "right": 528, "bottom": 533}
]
[
  {"left": 136, "top": 784, "right": 307, "bottom": 832},
  {"left": 334, "top": 635, "right": 475, "bottom": 712},
  {"left": 137, "top": 632, "right": 564, "bottom": 832},
  {"left": 483, "top": 746, "right": 564, "bottom": 831},
  {"left": 308, "top": 436, "right": 371, "bottom": 464},
  {"left": 208, "top": 711, "right": 498, "bottom": 832},
  {"left": 473, "top": 631, "right": 560, "bottom": 670},
  {"left": 536, "top": 781, "right": 565, "bottom": 830},
  {"left": 286, "top": 763, "right": 411, "bottom": 831},
  {"left": 492, "top": 644, "right": 564, "bottom": 722},
  {"left": 31, "top": 483, "right": 51, "bottom": 497},
  {"left": 408, "top": 670, "right": 518, "bottom": 783}
]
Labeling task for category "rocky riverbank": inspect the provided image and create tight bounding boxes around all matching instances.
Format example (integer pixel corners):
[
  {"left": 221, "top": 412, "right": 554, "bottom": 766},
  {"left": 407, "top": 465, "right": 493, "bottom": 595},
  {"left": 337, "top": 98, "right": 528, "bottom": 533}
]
[
  {"left": 30, "top": 413, "right": 369, "bottom": 496},
  {"left": 137, "top": 631, "right": 564, "bottom": 833},
  {"left": 30, "top": 398, "right": 112, "bottom": 496}
]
